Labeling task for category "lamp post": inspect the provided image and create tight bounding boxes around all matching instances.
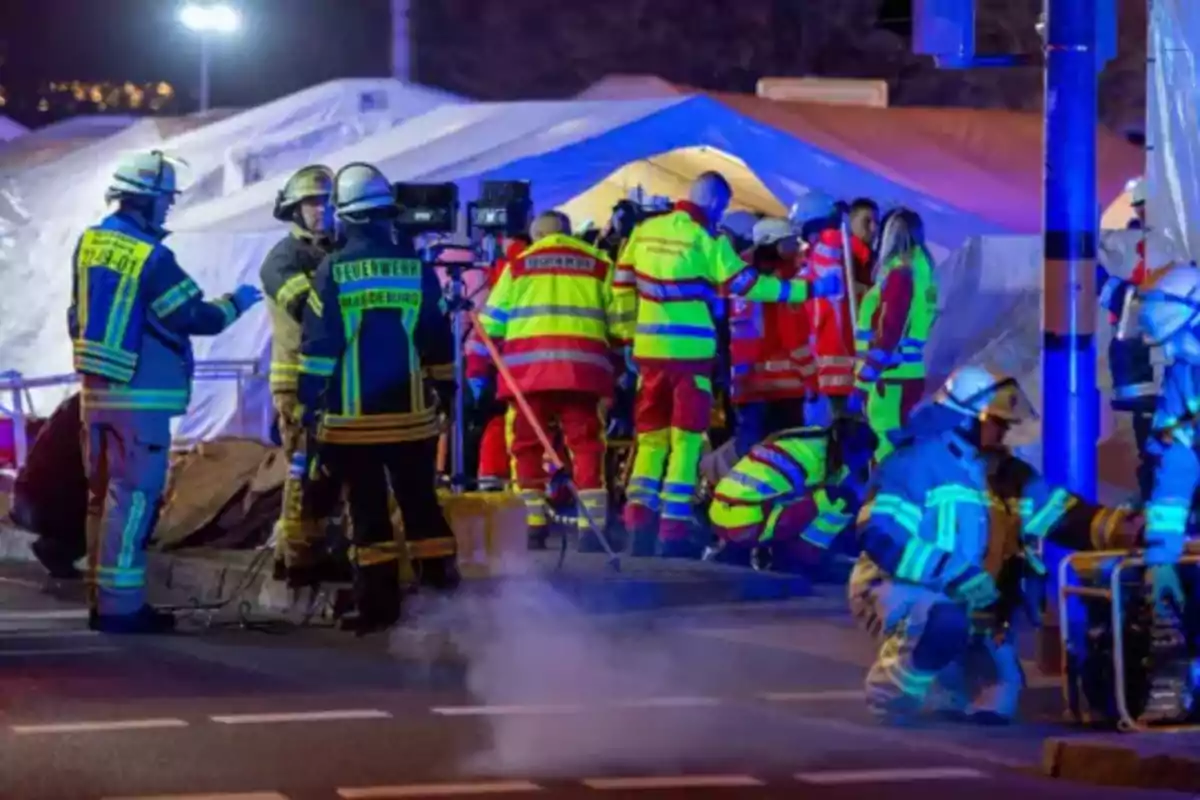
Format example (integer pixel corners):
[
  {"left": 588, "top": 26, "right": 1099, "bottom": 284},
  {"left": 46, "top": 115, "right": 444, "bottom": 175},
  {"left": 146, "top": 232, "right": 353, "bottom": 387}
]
[{"left": 179, "top": 3, "right": 240, "bottom": 113}]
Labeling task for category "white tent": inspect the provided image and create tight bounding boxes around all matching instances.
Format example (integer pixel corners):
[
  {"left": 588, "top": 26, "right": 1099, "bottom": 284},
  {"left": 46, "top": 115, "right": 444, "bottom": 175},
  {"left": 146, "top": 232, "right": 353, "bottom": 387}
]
[{"left": 0, "top": 116, "right": 27, "bottom": 143}]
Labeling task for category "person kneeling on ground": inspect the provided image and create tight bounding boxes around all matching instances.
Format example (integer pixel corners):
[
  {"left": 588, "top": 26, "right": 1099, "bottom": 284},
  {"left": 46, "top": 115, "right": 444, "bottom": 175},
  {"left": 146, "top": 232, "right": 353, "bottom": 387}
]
[{"left": 850, "top": 365, "right": 1145, "bottom": 726}]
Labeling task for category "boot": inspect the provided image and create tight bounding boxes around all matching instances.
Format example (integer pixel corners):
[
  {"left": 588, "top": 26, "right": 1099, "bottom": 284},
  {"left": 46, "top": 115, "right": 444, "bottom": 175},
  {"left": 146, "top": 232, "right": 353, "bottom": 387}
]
[
  {"left": 624, "top": 504, "right": 659, "bottom": 557},
  {"left": 527, "top": 525, "right": 550, "bottom": 551},
  {"left": 341, "top": 562, "right": 402, "bottom": 636},
  {"left": 89, "top": 605, "right": 176, "bottom": 634},
  {"left": 31, "top": 538, "right": 82, "bottom": 581},
  {"left": 416, "top": 555, "right": 461, "bottom": 592}
]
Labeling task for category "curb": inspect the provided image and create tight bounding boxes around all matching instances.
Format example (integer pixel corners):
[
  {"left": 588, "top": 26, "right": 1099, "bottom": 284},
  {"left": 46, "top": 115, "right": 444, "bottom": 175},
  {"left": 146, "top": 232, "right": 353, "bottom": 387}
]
[
  {"left": 1042, "top": 735, "right": 1200, "bottom": 792},
  {"left": 145, "top": 548, "right": 813, "bottom": 617}
]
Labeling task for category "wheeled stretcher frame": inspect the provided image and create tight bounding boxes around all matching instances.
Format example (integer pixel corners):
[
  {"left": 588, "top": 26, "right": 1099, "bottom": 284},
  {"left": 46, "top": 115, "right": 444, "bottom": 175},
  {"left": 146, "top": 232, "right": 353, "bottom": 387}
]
[{"left": 1057, "top": 548, "right": 1200, "bottom": 732}]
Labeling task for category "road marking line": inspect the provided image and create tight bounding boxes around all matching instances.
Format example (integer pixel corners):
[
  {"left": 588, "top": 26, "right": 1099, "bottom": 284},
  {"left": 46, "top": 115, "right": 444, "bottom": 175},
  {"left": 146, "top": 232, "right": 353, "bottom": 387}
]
[
  {"left": 103, "top": 793, "right": 289, "bottom": 800},
  {"left": 210, "top": 709, "right": 392, "bottom": 725},
  {"left": 0, "top": 609, "right": 89, "bottom": 620},
  {"left": 0, "top": 628, "right": 99, "bottom": 639},
  {"left": 582, "top": 775, "right": 764, "bottom": 790},
  {"left": 795, "top": 766, "right": 987, "bottom": 784},
  {"left": 430, "top": 703, "right": 585, "bottom": 716},
  {"left": 610, "top": 696, "right": 721, "bottom": 709},
  {"left": 338, "top": 781, "right": 543, "bottom": 797},
  {"left": 0, "top": 646, "right": 117, "bottom": 657},
  {"left": 11, "top": 718, "right": 188, "bottom": 735},
  {"left": 759, "top": 689, "right": 865, "bottom": 702}
]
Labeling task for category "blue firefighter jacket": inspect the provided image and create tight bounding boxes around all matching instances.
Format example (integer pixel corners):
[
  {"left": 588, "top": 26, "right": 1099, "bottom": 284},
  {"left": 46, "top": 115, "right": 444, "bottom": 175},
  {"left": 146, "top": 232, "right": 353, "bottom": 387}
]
[
  {"left": 68, "top": 211, "right": 244, "bottom": 415},
  {"left": 1144, "top": 361, "right": 1200, "bottom": 564},
  {"left": 297, "top": 225, "right": 454, "bottom": 445},
  {"left": 856, "top": 404, "right": 1134, "bottom": 597}
]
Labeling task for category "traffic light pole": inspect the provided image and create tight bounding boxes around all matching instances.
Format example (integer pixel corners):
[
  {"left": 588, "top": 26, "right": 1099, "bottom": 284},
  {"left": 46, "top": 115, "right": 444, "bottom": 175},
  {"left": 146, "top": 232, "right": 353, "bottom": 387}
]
[{"left": 1041, "top": 0, "right": 1100, "bottom": 501}]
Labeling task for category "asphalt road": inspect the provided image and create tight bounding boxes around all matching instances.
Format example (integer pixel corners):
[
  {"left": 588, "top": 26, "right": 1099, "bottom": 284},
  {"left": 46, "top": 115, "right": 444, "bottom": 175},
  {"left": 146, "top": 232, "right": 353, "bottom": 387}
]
[{"left": 0, "top": 567, "right": 1179, "bottom": 800}]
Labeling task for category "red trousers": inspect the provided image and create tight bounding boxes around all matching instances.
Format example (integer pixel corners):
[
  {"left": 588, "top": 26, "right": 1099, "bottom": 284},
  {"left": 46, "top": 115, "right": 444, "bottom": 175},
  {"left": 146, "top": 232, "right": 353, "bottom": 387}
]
[
  {"left": 511, "top": 391, "right": 604, "bottom": 491},
  {"left": 477, "top": 413, "right": 509, "bottom": 481}
]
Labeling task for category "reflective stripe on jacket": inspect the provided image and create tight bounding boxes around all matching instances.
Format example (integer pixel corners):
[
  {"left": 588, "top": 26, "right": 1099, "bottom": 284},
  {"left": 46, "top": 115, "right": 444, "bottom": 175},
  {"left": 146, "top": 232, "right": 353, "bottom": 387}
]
[
  {"left": 854, "top": 246, "right": 936, "bottom": 387},
  {"left": 260, "top": 228, "right": 329, "bottom": 395},
  {"left": 805, "top": 228, "right": 871, "bottom": 396},
  {"left": 729, "top": 252, "right": 814, "bottom": 403}
]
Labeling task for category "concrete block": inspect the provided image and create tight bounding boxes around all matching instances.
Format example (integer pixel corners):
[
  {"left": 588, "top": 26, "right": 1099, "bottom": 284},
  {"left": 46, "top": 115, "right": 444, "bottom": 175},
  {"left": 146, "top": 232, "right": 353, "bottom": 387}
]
[{"left": 1043, "top": 733, "right": 1200, "bottom": 793}]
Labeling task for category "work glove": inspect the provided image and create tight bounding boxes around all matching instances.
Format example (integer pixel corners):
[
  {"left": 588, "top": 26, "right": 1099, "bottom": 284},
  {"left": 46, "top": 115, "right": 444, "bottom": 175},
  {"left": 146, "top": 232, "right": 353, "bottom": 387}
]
[
  {"left": 230, "top": 284, "right": 264, "bottom": 314},
  {"left": 1148, "top": 564, "right": 1186, "bottom": 616},
  {"left": 467, "top": 377, "right": 489, "bottom": 402},
  {"left": 808, "top": 270, "right": 844, "bottom": 300},
  {"left": 950, "top": 569, "right": 1001, "bottom": 611}
]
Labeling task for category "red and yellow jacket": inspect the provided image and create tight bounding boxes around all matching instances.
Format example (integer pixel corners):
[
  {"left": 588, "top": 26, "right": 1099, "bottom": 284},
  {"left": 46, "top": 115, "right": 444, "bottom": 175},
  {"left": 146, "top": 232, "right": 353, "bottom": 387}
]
[
  {"left": 729, "top": 249, "right": 814, "bottom": 404},
  {"left": 804, "top": 228, "right": 873, "bottom": 396},
  {"left": 468, "top": 234, "right": 633, "bottom": 400}
]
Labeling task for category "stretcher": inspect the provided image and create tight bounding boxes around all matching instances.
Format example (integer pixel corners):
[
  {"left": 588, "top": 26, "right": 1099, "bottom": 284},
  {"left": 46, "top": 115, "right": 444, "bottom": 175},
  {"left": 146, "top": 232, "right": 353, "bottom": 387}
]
[{"left": 1057, "top": 547, "right": 1200, "bottom": 731}]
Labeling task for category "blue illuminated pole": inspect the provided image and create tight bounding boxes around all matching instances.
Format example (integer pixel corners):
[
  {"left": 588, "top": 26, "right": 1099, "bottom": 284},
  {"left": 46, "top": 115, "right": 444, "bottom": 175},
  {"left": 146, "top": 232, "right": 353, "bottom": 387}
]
[{"left": 1042, "top": 0, "right": 1099, "bottom": 501}]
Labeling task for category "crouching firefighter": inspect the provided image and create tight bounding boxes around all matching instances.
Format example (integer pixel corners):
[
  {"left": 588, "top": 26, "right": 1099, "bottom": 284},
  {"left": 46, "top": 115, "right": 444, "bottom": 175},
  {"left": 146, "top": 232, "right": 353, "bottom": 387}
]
[
  {"left": 469, "top": 211, "right": 634, "bottom": 551},
  {"left": 259, "top": 164, "right": 336, "bottom": 585},
  {"left": 297, "top": 162, "right": 459, "bottom": 633},
  {"left": 850, "top": 366, "right": 1145, "bottom": 724},
  {"left": 708, "top": 408, "right": 877, "bottom": 571},
  {"left": 70, "top": 150, "right": 263, "bottom": 633}
]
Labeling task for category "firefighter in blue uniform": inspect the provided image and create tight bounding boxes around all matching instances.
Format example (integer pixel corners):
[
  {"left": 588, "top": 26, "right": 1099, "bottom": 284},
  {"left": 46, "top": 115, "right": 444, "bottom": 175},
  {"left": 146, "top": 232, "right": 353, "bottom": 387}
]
[
  {"left": 851, "top": 365, "right": 1145, "bottom": 724},
  {"left": 297, "top": 162, "right": 459, "bottom": 633},
  {"left": 69, "top": 150, "right": 262, "bottom": 633},
  {"left": 1133, "top": 263, "right": 1200, "bottom": 614}
]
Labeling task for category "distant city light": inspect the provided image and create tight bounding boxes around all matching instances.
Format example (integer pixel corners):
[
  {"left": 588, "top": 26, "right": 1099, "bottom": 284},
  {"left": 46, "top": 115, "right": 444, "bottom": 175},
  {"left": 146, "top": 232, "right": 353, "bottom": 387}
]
[{"left": 179, "top": 3, "right": 240, "bottom": 34}]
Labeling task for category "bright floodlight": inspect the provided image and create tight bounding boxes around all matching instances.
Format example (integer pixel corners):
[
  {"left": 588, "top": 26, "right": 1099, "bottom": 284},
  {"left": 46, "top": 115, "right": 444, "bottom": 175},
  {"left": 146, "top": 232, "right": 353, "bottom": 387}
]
[{"left": 180, "top": 3, "right": 240, "bottom": 34}]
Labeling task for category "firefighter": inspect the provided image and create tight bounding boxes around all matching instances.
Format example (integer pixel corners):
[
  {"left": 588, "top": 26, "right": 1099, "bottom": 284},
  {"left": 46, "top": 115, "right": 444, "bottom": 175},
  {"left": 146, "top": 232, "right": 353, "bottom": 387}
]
[
  {"left": 70, "top": 150, "right": 262, "bottom": 633},
  {"left": 728, "top": 217, "right": 814, "bottom": 457},
  {"left": 709, "top": 412, "right": 877, "bottom": 570},
  {"left": 466, "top": 234, "right": 530, "bottom": 492},
  {"left": 851, "top": 365, "right": 1144, "bottom": 724},
  {"left": 259, "top": 164, "right": 335, "bottom": 584},
  {"left": 850, "top": 208, "right": 937, "bottom": 461},
  {"left": 1132, "top": 263, "right": 1200, "bottom": 615},
  {"left": 469, "top": 211, "right": 633, "bottom": 551},
  {"left": 799, "top": 196, "right": 877, "bottom": 408},
  {"left": 297, "top": 162, "right": 458, "bottom": 633},
  {"left": 614, "top": 171, "right": 843, "bottom": 558}
]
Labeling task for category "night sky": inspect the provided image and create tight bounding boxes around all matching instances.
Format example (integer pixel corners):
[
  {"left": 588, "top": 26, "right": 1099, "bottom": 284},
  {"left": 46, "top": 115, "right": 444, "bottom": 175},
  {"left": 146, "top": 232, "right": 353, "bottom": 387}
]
[{"left": 0, "top": 0, "right": 393, "bottom": 125}]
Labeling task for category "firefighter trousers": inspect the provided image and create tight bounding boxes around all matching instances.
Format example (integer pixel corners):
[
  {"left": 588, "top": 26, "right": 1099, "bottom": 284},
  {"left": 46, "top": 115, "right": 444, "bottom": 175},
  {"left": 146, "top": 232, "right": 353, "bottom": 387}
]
[
  {"left": 272, "top": 392, "right": 327, "bottom": 570},
  {"left": 82, "top": 410, "right": 171, "bottom": 617},
  {"left": 625, "top": 369, "right": 712, "bottom": 542},
  {"left": 511, "top": 391, "right": 606, "bottom": 533},
  {"left": 302, "top": 438, "right": 458, "bottom": 617},
  {"left": 866, "top": 379, "right": 925, "bottom": 461},
  {"left": 849, "top": 568, "right": 1023, "bottom": 721}
]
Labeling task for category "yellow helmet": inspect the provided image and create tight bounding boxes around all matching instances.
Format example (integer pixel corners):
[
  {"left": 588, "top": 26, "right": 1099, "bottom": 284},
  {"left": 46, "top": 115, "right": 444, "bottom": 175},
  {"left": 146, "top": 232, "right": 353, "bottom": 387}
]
[{"left": 273, "top": 164, "right": 334, "bottom": 222}]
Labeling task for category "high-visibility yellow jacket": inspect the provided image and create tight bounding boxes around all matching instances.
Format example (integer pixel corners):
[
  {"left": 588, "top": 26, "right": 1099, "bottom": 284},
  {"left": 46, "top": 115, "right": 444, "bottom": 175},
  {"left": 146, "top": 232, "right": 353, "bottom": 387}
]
[
  {"left": 614, "top": 203, "right": 813, "bottom": 374},
  {"left": 259, "top": 227, "right": 330, "bottom": 395},
  {"left": 854, "top": 247, "right": 937, "bottom": 388},
  {"left": 470, "top": 234, "right": 633, "bottom": 399}
]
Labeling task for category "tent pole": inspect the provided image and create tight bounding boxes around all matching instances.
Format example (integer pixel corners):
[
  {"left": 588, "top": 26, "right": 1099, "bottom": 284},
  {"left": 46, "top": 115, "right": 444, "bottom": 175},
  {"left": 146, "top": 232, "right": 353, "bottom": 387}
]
[{"left": 1041, "top": 0, "right": 1100, "bottom": 500}]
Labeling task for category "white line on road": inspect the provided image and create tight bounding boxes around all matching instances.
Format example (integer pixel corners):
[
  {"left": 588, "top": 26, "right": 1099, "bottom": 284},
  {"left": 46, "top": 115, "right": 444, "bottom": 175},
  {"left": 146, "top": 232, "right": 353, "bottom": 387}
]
[
  {"left": 338, "top": 781, "right": 543, "bottom": 797},
  {"left": 759, "top": 689, "right": 865, "bottom": 702},
  {"left": 582, "top": 775, "right": 764, "bottom": 790},
  {"left": 795, "top": 766, "right": 988, "bottom": 784},
  {"left": 609, "top": 696, "right": 722, "bottom": 709},
  {"left": 0, "top": 628, "right": 99, "bottom": 639},
  {"left": 210, "top": 709, "right": 393, "bottom": 725},
  {"left": 103, "top": 793, "right": 290, "bottom": 800},
  {"left": 0, "top": 608, "right": 89, "bottom": 620},
  {"left": 430, "top": 703, "right": 586, "bottom": 717},
  {"left": 11, "top": 718, "right": 189, "bottom": 735},
  {"left": 0, "top": 645, "right": 117, "bottom": 657}
]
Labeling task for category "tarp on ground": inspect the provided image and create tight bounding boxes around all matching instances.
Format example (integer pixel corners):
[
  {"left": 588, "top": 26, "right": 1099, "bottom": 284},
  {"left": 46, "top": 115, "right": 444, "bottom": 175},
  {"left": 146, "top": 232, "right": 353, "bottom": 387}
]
[
  {"left": 1147, "top": 0, "right": 1200, "bottom": 262},
  {"left": 0, "top": 79, "right": 463, "bottom": 425},
  {"left": 0, "top": 116, "right": 27, "bottom": 143}
]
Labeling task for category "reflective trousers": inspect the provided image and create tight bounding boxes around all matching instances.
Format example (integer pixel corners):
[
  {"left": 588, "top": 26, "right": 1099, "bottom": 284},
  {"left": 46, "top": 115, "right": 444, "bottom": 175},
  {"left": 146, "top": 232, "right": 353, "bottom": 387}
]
[
  {"left": 272, "top": 392, "right": 327, "bottom": 570},
  {"left": 865, "top": 378, "right": 925, "bottom": 461},
  {"left": 848, "top": 560, "right": 1023, "bottom": 720},
  {"left": 83, "top": 410, "right": 171, "bottom": 617},
  {"left": 511, "top": 391, "right": 606, "bottom": 533},
  {"left": 625, "top": 369, "right": 712, "bottom": 542}
]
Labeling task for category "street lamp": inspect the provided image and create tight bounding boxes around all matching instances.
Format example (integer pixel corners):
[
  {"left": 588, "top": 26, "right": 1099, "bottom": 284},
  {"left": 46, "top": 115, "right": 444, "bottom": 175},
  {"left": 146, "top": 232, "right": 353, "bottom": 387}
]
[{"left": 179, "top": 3, "right": 240, "bottom": 114}]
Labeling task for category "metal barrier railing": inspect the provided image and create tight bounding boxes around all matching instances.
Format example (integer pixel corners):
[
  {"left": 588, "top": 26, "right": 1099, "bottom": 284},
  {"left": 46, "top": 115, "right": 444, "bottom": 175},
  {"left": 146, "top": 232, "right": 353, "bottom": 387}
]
[{"left": 0, "top": 359, "right": 268, "bottom": 470}]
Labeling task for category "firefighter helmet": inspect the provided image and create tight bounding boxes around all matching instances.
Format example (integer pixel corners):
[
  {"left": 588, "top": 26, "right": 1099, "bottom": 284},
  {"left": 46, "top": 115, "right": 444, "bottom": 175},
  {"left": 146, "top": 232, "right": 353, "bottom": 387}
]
[
  {"left": 1139, "top": 263, "right": 1200, "bottom": 346},
  {"left": 273, "top": 164, "right": 334, "bottom": 222},
  {"left": 788, "top": 191, "right": 837, "bottom": 227},
  {"left": 107, "top": 150, "right": 186, "bottom": 200},
  {"left": 332, "top": 162, "right": 396, "bottom": 219},
  {"left": 933, "top": 365, "right": 1037, "bottom": 424}
]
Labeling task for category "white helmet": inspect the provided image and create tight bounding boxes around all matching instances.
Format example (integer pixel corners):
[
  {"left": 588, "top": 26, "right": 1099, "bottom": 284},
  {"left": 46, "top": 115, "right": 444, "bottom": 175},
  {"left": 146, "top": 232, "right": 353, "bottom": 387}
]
[
  {"left": 1138, "top": 264, "right": 1200, "bottom": 346},
  {"left": 788, "top": 191, "right": 837, "bottom": 228},
  {"left": 107, "top": 150, "right": 184, "bottom": 199},
  {"left": 1128, "top": 176, "right": 1146, "bottom": 207},
  {"left": 933, "top": 365, "right": 1037, "bottom": 423},
  {"left": 333, "top": 162, "right": 396, "bottom": 219},
  {"left": 751, "top": 217, "right": 795, "bottom": 246}
]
